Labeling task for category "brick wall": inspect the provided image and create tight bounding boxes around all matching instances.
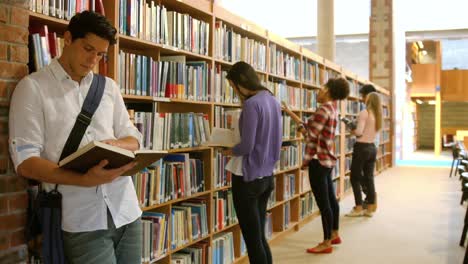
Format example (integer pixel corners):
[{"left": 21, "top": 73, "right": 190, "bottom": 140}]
[
  {"left": 0, "top": 1, "right": 30, "bottom": 263},
  {"left": 369, "top": 0, "right": 393, "bottom": 91}
]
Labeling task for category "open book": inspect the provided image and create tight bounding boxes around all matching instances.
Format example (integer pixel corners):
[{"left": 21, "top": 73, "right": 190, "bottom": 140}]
[
  {"left": 202, "top": 109, "right": 241, "bottom": 148},
  {"left": 202, "top": 127, "right": 240, "bottom": 148},
  {"left": 340, "top": 117, "right": 357, "bottom": 130},
  {"left": 58, "top": 141, "right": 167, "bottom": 175}
]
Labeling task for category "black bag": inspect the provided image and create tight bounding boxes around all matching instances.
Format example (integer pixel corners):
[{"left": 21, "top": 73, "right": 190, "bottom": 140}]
[{"left": 26, "top": 75, "right": 106, "bottom": 264}]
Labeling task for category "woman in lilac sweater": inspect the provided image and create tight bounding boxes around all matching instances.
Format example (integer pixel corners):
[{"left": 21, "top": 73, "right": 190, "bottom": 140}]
[{"left": 222, "top": 61, "right": 282, "bottom": 264}]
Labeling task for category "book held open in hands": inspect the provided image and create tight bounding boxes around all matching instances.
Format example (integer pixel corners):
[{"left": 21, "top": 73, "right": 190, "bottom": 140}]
[
  {"left": 202, "top": 109, "right": 241, "bottom": 148},
  {"left": 202, "top": 127, "right": 240, "bottom": 148},
  {"left": 58, "top": 141, "right": 167, "bottom": 175},
  {"left": 340, "top": 117, "right": 357, "bottom": 130}
]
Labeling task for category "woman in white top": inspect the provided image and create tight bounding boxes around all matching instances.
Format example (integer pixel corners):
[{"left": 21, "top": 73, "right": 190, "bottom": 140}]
[{"left": 346, "top": 92, "right": 382, "bottom": 217}]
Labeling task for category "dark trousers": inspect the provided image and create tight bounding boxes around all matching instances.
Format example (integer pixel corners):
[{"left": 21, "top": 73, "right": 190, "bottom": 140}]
[
  {"left": 350, "top": 142, "right": 377, "bottom": 206},
  {"left": 308, "top": 159, "right": 339, "bottom": 240},
  {"left": 232, "top": 175, "right": 274, "bottom": 264}
]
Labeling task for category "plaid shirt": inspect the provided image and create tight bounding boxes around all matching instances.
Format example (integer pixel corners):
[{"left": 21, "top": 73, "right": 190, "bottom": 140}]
[{"left": 302, "top": 101, "right": 337, "bottom": 168}]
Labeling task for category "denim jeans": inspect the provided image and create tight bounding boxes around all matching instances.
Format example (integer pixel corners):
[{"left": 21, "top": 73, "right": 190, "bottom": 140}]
[{"left": 63, "top": 210, "right": 142, "bottom": 264}]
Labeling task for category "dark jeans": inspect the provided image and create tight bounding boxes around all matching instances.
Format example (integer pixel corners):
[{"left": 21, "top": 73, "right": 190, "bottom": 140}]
[
  {"left": 232, "top": 175, "right": 274, "bottom": 264},
  {"left": 308, "top": 159, "right": 339, "bottom": 240},
  {"left": 350, "top": 142, "right": 377, "bottom": 206}
]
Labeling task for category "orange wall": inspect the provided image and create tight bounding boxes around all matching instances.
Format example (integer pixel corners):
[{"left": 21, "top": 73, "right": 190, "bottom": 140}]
[
  {"left": 441, "top": 70, "right": 468, "bottom": 101},
  {"left": 411, "top": 63, "right": 438, "bottom": 96}
]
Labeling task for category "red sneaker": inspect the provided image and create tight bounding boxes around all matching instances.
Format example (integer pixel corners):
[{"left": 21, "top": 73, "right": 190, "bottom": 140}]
[
  {"left": 331, "top": 236, "right": 342, "bottom": 245},
  {"left": 306, "top": 246, "right": 333, "bottom": 254}
]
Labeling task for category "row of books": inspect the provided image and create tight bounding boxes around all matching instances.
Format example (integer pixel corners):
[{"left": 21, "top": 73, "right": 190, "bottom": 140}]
[
  {"left": 212, "top": 232, "right": 235, "bottom": 264},
  {"left": 345, "top": 137, "right": 357, "bottom": 153},
  {"left": 265, "top": 212, "right": 273, "bottom": 240},
  {"left": 335, "top": 137, "right": 341, "bottom": 154},
  {"left": 375, "top": 158, "right": 386, "bottom": 172},
  {"left": 336, "top": 114, "right": 342, "bottom": 134},
  {"left": 384, "top": 119, "right": 391, "bottom": 130},
  {"left": 333, "top": 180, "right": 339, "bottom": 197},
  {"left": 283, "top": 173, "right": 296, "bottom": 200},
  {"left": 171, "top": 201, "right": 210, "bottom": 250},
  {"left": 214, "top": 21, "right": 267, "bottom": 72},
  {"left": 213, "top": 150, "right": 233, "bottom": 188},
  {"left": 267, "top": 177, "right": 277, "bottom": 209},
  {"left": 266, "top": 81, "right": 301, "bottom": 110},
  {"left": 282, "top": 114, "right": 298, "bottom": 140},
  {"left": 128, "top": 110, "right": 153, "bottom": 150},
  {"left": 130, "top": 111, "right": 210, "bottom": 151},
  {"left": 383, "top": 107, "right": 390, "bottom": 118},
  {"left": 302, "top": 60, "right": 321, "bottom": 86},
  {"left": 299, "top": 170, "right": 311, "bottom": 194},
  {"left": 381, "top": 131, "right": 390, "bottom": 142},
  {"left": 29, "top": 0, "right": 105, "bottom": 20},
  {"left": 213, "top": 190, "right": 237, "bottom": 232},
  {"left": 131, "top": 155, "right": 205, "bottom": 206},
  {"left": 213, "top": 107, "right": 241, "bottom": 130},
  {"left": 300, "top": 192, "right": 315, "bottom": 220},
  {"left": 152, "top": 112, "right": 211, "bottom": 151},
  {"left": 283, "top": 201, "right": 291, "bottom": 230},
  {"left": 346, "top": 100, "right": 364, "bottom": 115},
  {"left": 377, "top": 144, "right": 387, "bottom": 157},
  {"left": 171, "top": 241, "right": 210, "bottom": 264},
  {"left": 332, "top": 162, "right": 341, "bottom": 179},
  {"left": 213, "top": 65, "right": 240, "bottom": 104},
  {"left": 344, "top": 177, "right": 352, "bottom": 192},
  {"left": 380, "top": 94, "right": 391, "bottom": 107},
  {"left": 302, "top": 89, "right": 318, "bottom": 111},
  {"left": 119, "top": 0, "right": 210, "bottom": 56},
  {"left": 320, "top": 68, "right": 341, "bottom": 86},
  {"left": 28, "top": 25, "right": 63, "bottom": 72},
  {"left": 118, "top": 52, "right": 210, "bottom": 101},
  {"left": 347, "top": 79, "right": 360, "bottom": 98},
  {"left": 269, "top": 44, "right": 301, "bottom": 80},
  {"left": 275, "top": 143, "right": 299, "bottom": 172},
  {"left": 345, "top": 156, "right": 352, "bottom": 173},
  {"left": 141, "top": 211, "right": 168, "bottom": 262}
]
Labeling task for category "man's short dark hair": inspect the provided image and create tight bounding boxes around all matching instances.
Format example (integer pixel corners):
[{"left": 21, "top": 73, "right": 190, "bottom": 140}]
[
  {"left": 359, "top": 84, "right": 377, "bottom": 96},
  {"left": 68, "top": 11, "right": 117, "bottom": 45}
]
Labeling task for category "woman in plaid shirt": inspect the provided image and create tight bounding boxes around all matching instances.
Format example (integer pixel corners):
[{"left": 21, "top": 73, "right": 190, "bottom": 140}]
[{"left": 283, "top": 78, "right": 349, "bottom": 254}]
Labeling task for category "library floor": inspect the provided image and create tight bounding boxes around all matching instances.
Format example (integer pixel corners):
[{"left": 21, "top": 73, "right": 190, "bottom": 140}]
[{"left": 270, "top": 166, "right": 465, "bottom": 264}]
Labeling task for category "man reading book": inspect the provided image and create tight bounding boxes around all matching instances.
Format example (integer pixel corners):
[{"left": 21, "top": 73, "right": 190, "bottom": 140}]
[{"left": 9, "top": 11, "right": 143, "bottom": 263}]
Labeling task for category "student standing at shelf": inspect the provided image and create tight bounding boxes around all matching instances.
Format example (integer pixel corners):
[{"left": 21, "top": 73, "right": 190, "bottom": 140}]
[
  {"left": 346, "top": 91, "right": 382, "bottom": 217},
  {"left": 221, "top": 61, "right": 282, "bottom": 264},
  {"left": 9, "top": 11, "right": 143, "bottom": 263},
  {"left": 356, "top": 84, "right": 378, "bottom": 208},
  {"left": 282, "top": 78, "right": 350, "bottom": 254}
]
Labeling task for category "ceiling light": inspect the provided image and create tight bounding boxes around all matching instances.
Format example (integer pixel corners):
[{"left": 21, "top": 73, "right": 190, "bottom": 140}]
[
  {"left": 421, "top": 50, "right": 428, "bottom": 56},
  {"left": 415, "top": 99, "right": 423, "bottom": 104},
  {"left": 428, "top": 100, "right": 436, "bottom": 105}
]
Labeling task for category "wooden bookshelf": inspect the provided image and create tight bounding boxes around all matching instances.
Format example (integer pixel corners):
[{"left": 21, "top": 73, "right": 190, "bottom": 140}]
[{"left": 27, "top": 1, "right": 393, "bottom": 263}]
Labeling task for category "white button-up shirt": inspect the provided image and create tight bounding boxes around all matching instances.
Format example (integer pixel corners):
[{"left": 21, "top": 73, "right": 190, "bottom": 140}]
[{"left": 9, "top": 59, "right": 143, "bottom": 232}]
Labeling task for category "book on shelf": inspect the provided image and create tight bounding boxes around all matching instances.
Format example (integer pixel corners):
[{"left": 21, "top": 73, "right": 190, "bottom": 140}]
[{"left": 58, "top": 140, "right": 167, "bottom": 175}]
